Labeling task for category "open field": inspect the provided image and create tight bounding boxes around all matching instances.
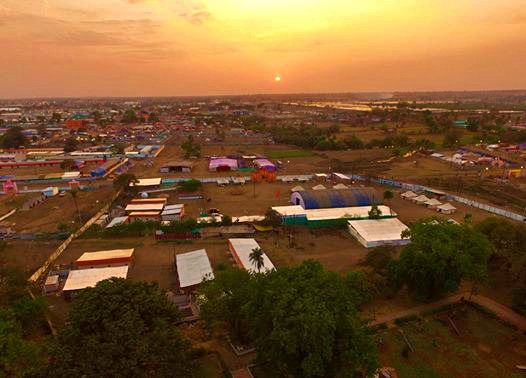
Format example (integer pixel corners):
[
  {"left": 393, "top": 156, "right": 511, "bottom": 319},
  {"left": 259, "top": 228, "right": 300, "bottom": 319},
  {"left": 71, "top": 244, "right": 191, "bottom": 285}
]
[
  {"left": 2, "top": 186, "right": 114, "bottom": 233},
  {"left": 378, "top": 306, "right": 526, "bottom": 377},
  {"left": 0, "top": 240, "right": 61, "bottom": 274},
  {"left": 264, "top": 149, "right": 315, "bottom": 158}
]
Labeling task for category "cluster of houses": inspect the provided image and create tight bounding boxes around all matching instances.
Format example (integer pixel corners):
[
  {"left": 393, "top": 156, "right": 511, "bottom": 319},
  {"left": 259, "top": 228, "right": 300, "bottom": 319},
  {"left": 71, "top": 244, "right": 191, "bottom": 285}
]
[
  {"left": 208, "top": 156, "right": 277, "bottom": 172},
  {"left": 107, "top": 197, "right": 185, "bottom": 227}
]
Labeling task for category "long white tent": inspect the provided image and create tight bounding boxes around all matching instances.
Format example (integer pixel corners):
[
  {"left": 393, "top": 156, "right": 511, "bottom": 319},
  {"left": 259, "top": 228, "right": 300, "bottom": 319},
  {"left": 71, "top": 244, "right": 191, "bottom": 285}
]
[
  {"left": 176, "top": 249, "right": 214, "bottom": 288},
  {"left": 228, "top": 239, "right": 275, "bottom": 273},
  {"left": 348, "top": 218, "right": 410, "bottom": 248},
  {"left": 63, "top": 266, "right": 128, "bottom": 292}
]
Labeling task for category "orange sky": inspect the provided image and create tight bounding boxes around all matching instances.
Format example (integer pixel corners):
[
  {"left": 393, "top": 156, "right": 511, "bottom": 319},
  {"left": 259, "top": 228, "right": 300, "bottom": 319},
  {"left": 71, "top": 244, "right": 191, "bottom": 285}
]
[{"left": 1, "top": 0, "right": 525, "bottom": 98}]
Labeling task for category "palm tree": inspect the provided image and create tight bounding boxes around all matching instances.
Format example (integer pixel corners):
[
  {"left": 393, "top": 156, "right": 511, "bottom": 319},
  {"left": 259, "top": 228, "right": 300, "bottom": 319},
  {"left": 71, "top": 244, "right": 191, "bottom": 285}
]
[
  {"left": 69, "top": 190, "right": 82, "bottom": 225},
  {"left": 383, "top": 190, "right": 394, "bottom": 215},
  {"left": 249, "top": 247, "right": 265, "bottom": 273}
]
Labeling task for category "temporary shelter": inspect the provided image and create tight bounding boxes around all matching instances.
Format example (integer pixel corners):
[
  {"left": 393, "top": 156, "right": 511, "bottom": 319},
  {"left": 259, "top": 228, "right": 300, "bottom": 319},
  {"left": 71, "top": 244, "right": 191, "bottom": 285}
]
[
  {"left": 332, "top": 183, "right": 348, "bottom": 190},
  {"left": 254, "top": 158, "right": 276, "bottom": 172},
  {"left": 176, "top": 249, "right": 214, "bottom": 290},
  {"left": 347, "top": 218, "right": 410, "bottom": 248},
  {"left": 437, "top": 203, "right": 457, "bottom": 214},
  {"left": 75, "top": 249, "right": 134, "bottom": 269},
  {"left": 44, "top": 275, "right": 59, "bottom": 293},
  {"left": 106, "top": 216, "right": 128, "bottom": 228},
  {"left": 228, "top": 238, "right": 275, "bottom": 273},
  {"left": 401, "top": 191, "right": 417, "bottom": 200},
  {"left": 63, "top": 266, "right": 129, "bottom": 292},
  {"left": 290, "top": 188, "right": 382, "bottom": 210},
  {"left": 290, "top": 185, "right": 305, "bottom": 192},
  {"left": 209, "top": 158, "right": 238, "bottom": 172},
  {"left": 160, "top": 161, "right": 194, "bottom": 173},
  {"left": 312, "top": 184, "right": 326, "bottom": 190},
  {"left": 412, "top": 195, "right": 430, "bottom": 205},
  {"left": 425, "top": 198, "right": 442, "bottom": 209}
]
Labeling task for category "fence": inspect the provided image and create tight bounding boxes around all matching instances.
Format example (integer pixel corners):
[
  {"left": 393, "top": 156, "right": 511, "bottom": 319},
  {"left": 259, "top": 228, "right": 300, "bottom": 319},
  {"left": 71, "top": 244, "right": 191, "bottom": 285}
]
[{"left": 346, "top": 174, "right": 525, "bottom": 222}]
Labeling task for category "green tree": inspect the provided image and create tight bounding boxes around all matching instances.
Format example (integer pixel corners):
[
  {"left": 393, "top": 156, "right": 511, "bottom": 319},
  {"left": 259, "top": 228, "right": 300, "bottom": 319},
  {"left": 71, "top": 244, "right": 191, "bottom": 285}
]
[
  {"left": 249, "top": 247, "right": 265, "bottom": 272},
  {"left": 261, "top": 208, "right": 282, "bottom": 228},
  {"left": 181, "top": 135, "right": 201, "bottom": 158},
  {"left": 368, "top": 205, "right": 382, "bottom": 219},
  {"left": 43, "top": 279, "right": 193, "bottom": 377},
  {"left": 222, "top": 214, "right": 233, "bottom": 226},
  {"left": 51, "top": 112, "right": 62, "bottom": 123},
  {"left": 199, "top": 262, "right": 379, "bottom": 377},
  {"left": 383, "top": 190, "right": 394, "bottom": 215},
  {"left": 1, "top": 127, "right": 28, "bottom": 149},
  {"left": 389, "top": 220, "right": 493, "bottom": 301},
  {"left": 121, "top": 109, "right": 138, "bottom": 124},
  {"left": 113, "top": 173, "right": 138, "bottom": 194},
  {"left": 64, "top": 137, "right": 78, "bottom": 153},
  {"left": 149, "top": 112, "right": 160, "bottom": 123}
]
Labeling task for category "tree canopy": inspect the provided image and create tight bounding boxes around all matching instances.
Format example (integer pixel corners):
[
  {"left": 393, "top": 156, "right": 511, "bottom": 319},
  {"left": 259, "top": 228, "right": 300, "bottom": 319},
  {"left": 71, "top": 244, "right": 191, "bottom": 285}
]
[
  {"left": 199, "top": 261, "right": 378, "bottom": 377},
  {"left": 64, "top": 137, "right": 78, "bottom": 153},
  {"left": 113, "top": 173, "right": 138, "bottom": 194},
  {"left": 389, "top": 220, "right": 493, "bottom": 301},
  {"left": 43, "top": 279, "right": 193, "bottom": 377},
  {"left": 181, "top": 135, "right": 201, "bottom": 158},
  {"left": 1, "top": 127, "right": 28, "bottom": 149}
]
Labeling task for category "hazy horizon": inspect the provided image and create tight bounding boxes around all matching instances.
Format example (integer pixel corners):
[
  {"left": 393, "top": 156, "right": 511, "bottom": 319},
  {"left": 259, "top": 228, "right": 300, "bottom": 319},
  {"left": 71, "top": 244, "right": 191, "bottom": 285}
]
[{"left": 2, "top": 0, "right": 526, "bottom": 98}]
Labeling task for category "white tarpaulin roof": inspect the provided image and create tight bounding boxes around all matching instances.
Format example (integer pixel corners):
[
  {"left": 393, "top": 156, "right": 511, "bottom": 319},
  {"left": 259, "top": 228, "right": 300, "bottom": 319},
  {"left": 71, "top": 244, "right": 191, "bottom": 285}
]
[
  {"left": 176, "top": 249, "right": 214, "bottom": 288},
  {"left": 125, "top": 203, "right": 165, "bottom": 212},
  {"left": 272, "top": 205, "right": 305, "bottom": 216},
  {"left": 306, "top": 206, "right": 394, "bottom": 221},
  {"left": 401, "top": 191, "right": 417, "bottom": 198},
  {"left": 130, "top": 178, "right": 162, "bottom": 187},
  {"left": 290, "top": 185, "right": 305, "bottom": 192},
  {"left": 228, "top": 238, "right": 275, "bottom": 273},
  {"left": 312, "top": 184, "right": 326, "bottom": 190},
  {"left": 425, "top": 199, "right": 442, "bottom": 206},
  {"left": 63, "top": 266, "right": 128, "bottom": 291},
  {"left": 348, "top": 218, "right": 409, "bottom": 243},
  {"left": 77, "top": 249, "right": 134, "bottom": 262},
  {"left": 333, "top": 183, "right": 348, "bottom": 189},
  {"left": 438, "top": 203, "right": 457, "bottom": 211},
  {"left": 413, "top": 195, "right": 430, "bottom": 203}
]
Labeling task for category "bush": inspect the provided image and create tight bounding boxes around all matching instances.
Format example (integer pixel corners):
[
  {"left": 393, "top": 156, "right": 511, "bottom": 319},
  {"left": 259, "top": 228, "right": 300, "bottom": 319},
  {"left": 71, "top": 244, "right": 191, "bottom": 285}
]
[
  {"left": 178, "top": 179, "right": 202, "bottom": 192},
  {"left": 512, "top": 287, "right": 526, "bottom": 315},
  {"left": 222, "top": 215, "right": 232, "bottom": 226}
]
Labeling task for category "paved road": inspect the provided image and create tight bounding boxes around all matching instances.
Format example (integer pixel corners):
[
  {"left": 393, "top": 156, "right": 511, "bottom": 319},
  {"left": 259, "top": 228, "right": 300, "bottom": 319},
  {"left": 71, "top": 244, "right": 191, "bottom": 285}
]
[{"left": 369, "top": 292, "right": 526, "bottom": 331}]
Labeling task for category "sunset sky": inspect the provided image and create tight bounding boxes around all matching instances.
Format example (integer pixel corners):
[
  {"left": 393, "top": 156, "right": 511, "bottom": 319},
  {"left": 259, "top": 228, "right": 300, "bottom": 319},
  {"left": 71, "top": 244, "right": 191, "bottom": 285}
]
[{"left": 1, "top": 0, "right": 525, "bottom": 98}]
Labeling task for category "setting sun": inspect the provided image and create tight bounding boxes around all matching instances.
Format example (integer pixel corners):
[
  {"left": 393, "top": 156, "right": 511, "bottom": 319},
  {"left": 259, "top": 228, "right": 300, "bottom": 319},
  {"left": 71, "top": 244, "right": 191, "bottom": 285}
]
[{"left": 275, "top": 76, "right": 281, "bottom": 82}]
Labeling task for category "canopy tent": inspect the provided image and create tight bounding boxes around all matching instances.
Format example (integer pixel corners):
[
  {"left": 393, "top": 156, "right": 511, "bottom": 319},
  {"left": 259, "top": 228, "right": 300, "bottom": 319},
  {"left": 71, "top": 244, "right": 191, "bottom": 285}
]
[
  {"left": 401, "top": 190, "right": 417, "bottom": 199},
  {"left": 437, "top": 203, "right": 457, "bottom": 214},
  {"left": 332, "top": 183, "right": 348, "bottom": 190},
  {"left": 209, "top": 158, "right": 238, "bottom": 172},
  {"left": 348, "top": 218, "right": 410, "bottom": 248},
  {"left": 290, "top": 185, "right": 305, "bottom": 192},
  {"left": 312, "top": 184, "right": 326, "bottom": 190},
  {"left": 291, "top": 188, "right": 382, "bottom": 210},
  {"left": 412, "top": 195, "right": 430, "bottom": 204},
  {"left": 425, "top": 198, "right": 442, "bottom": 208}
]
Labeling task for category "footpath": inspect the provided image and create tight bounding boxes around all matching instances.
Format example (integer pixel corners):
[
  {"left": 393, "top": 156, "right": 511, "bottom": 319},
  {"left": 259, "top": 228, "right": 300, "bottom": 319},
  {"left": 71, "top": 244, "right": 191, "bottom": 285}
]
[{"left": 369, "top": 292, "right": 526, "bottom": 331}]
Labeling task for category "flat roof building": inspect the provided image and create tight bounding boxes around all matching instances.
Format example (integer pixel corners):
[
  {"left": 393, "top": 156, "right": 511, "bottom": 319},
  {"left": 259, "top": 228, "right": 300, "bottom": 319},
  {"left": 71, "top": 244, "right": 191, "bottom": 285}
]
[
  {"left": 347, "top": 218, "right": 410, "bottom": 248},
  {"left": 176, "top": 249, "right": 214, "bottom": 290},
  {"left": 63, "top": 266, "right": 129, "bottom": 292},
  {"left": 228, "top": 238, "right": 275, "bottom": 273}
]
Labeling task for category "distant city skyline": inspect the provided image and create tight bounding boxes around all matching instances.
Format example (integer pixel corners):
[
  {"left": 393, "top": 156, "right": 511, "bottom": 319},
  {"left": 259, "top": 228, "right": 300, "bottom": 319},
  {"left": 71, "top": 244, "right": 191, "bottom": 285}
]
[{"left": 1, "top": 0, "right": 526, "bottom": 98}]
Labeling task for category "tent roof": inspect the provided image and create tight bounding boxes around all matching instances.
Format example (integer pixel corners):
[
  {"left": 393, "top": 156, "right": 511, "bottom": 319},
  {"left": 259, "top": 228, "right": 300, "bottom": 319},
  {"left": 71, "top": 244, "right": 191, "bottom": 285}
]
[
  {"left": 312, "top": 184, "right": 326, "bottom": 190},
  {"left": 176, "top": 249, "right": 214, "bottom": 288},
  {"left": 63, "top": 266, "right": 128, "bottom": 291},
  {"left": 348, "top": 218, "right": 409, "bottom": 243},
  {"left": 290, "top": 185, "right": 305, "bottom": 192},
  {"left": 228, "top": 238, "right": 275, "bottom": 273},
  {"left": 333, "top": 183, "right": 348, "bottom": 189},
  {"left": 401, "top": 190, "right": 417, "bottom": 198},
  {"left": 425, "top": 199, "right": 442, "bottom": 206},
  {"left": 413, "top": 195, "right": 430, "bottom": 202},
  {"left": 77, "top": 249, "right": 134, "bottom": 262},
  {"left": 437, "top": 203, "right": 457, "bottom": 211}
]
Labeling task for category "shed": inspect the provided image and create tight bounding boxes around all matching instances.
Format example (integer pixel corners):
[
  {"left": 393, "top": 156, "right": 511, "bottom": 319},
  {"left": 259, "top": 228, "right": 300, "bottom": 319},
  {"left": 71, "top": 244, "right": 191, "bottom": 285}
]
[
  {"left": 63, "top": 266, "right": 129, "bottom": 292},
  {"left": 44, "top": 275, "right": 59, "bottom": 293},
  {"left": 228, "top": 238, "right": 275, "bottom": 273},
  {"left": 128, "top": 211, "right": 161, "bottom": 222},
  {"left": 176, "top": 249, "right": 214, "bottom": 290},
  {"left": 347, "top": 218, "right": 410, "bottom": 248},
  {"left": 437, "top": 203, "right": 457, "bottom": 214},
  {"left": 125, "top": 203, "right": 165, "bottom": 213},
  {"left": 129, "top": 178, "right": 162, "bottom": 187},
  {"left": 75, "top": 249, "right": 134, "bottom": 269},
  {"left": 161, "top": 204, "right": 185, "bottom": 221},
  {"left": 160, "top": 161, "right": 194, "bottom": 173}
]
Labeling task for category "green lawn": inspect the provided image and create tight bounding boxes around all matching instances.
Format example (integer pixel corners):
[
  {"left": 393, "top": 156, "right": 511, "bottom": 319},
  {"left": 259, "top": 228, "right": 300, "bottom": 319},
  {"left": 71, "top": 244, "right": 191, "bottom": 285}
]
[{"left": 265, "top": 150, "right": 315, "bottom": 158}]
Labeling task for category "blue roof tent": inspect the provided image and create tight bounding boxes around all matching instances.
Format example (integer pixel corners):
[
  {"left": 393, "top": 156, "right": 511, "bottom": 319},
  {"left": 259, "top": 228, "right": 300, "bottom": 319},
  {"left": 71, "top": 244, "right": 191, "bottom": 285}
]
[{"left": 290, "top": 188, "right": 382, "bottom": 209}]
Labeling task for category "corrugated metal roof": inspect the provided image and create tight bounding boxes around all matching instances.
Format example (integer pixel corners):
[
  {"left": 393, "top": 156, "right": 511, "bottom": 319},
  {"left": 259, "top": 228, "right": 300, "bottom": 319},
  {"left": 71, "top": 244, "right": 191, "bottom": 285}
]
[
  {"left": 229, "top": 238, "right": 275, "bottom": 273},
  {"left": 77, "top": 249, "right": 134, "bottom": 262},
  {"left": 348, "top": 218, "right": 408, "bottom": 243},
  {"left": 63, "top": 266, "right": 128, "bottom": 291}
]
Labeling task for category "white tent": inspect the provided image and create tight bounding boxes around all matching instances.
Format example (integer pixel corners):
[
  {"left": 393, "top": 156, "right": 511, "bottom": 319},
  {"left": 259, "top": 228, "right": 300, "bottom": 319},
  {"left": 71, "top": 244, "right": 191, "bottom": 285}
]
[
  {"left": 401, "top": 190, "right": 417, "bottom": 199},
  {"left": 332, "top": 183, "right": 348, "bottom": 190},
  {"left": 312, "top": 184, "right": 326, "bottom": 190},
  {"left": 63, "top": 266, "right": 128, "bottom": 292},
  {"left": 425, "top": 198, "right": 442, "bottom": 208},
  {"left": 412, "top": 195, "right": 430, "bottom": 204},
  {"left": 437, "top": 203, "right": 457, "bottom": 214},
  {"left": 347, "top": 218, "right": 410, "bottom": 248},
  {"left": 176, "top": 249, "right": 214, "bottom": 289},
  {"left": 290, "top": 185, "right": 305, "bottom": 192}
]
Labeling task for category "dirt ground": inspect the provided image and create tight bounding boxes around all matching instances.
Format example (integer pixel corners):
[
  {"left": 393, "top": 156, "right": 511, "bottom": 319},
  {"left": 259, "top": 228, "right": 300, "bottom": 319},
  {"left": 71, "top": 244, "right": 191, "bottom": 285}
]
[
  {"left": 0, "top": 240, "right": 61, "bottom": 274},
  {"left": 378, "top": 306, "right": 526, "bottom": 377}
]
